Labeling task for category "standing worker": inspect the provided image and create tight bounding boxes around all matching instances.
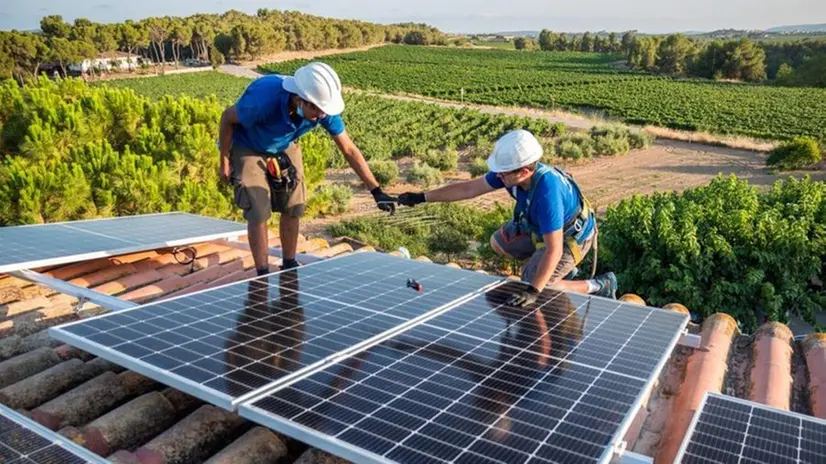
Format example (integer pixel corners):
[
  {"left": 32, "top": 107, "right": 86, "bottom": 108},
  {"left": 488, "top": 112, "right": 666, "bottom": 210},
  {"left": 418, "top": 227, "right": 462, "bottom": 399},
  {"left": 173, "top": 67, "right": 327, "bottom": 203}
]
[
  {"left": 398, "top": 129, "right": 617, "bottom": 307},
  {"left": 218, "top": 62, "right": 396, "bottom": 275}
]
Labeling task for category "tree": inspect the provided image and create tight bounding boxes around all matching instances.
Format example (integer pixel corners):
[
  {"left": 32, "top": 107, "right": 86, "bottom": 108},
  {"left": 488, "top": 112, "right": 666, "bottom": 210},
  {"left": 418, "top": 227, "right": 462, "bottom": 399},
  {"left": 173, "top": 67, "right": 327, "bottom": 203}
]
[
  {"left": 214, "top": 33, "right": 233, "bottom": 61},
  {"left": 40, "top": 15, "right": 70, "bottom": 38},
  {"left": 94, "top": 25, "right": 118, "bottom": 55},
  {"left": 580, "top": 32, "right": 594, "bottom": 52},
  {"left": 722, "top": 38, "right": 766, "bottom": 82},
  {"left": 538, "top": 29, "right": 556, "bottom": 51},
  {"left": 608, "top": 32, "right": 619, "bottom": 54},
  {"left": 49, "top": 37, "right": 79, "bottom": 76},
  {"left": 118, "top": 22, "right": 147, "bottom": 70},
  {"left": 656, "top": 34, "right": 696, "bottom": 75},
  {"left": 146, "top": 18, "right": 169, "bottom": 73},
  {"left": 514, "top": 37, "right": 536, "bottom": 50},
  {"left": 169, "top": 21, "right": 192, "bottom": 68},
  {"left": 621, "top": 31, "right": 636, "bottom": 56},
  {"left": 403, "top": 30, "right": 426, "bottom": 45}
]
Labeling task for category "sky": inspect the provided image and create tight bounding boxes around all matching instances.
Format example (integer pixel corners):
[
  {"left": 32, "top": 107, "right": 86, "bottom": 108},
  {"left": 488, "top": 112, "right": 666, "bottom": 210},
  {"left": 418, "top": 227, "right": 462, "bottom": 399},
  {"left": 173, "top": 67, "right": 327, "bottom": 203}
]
[{"left": 1, "top": 0, "right": 824, "bottom": 34}]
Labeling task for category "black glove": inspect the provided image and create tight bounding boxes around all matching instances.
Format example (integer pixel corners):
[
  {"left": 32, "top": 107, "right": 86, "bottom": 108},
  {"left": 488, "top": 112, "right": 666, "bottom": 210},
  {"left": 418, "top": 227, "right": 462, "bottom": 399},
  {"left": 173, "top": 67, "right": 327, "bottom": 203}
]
[
  {"left": 506, "top": 285, "right": 540, "bottom": 307},
  {"left": 371, "top": 187, "right": 397, "bottom": 214},
  {"left": 398, "top": 192, "right": 426, "bottom": 207}
]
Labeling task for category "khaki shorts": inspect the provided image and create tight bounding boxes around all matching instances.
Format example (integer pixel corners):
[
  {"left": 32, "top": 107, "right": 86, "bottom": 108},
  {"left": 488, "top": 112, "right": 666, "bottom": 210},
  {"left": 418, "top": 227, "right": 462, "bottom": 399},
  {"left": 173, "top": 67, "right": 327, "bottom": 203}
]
[
  {"left": 492, "top": 220, "right": 593, "bottom": 285},
  {"left": 230, "top": 143, "right": 305, "bottom": 222}
]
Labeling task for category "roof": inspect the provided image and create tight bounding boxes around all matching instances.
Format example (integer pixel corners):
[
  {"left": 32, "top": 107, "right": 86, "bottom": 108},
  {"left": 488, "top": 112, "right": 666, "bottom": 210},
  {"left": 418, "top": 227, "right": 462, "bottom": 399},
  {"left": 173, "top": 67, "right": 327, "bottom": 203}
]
[{"left": 0, "top": 231, "right": 824, "bottom": 464}]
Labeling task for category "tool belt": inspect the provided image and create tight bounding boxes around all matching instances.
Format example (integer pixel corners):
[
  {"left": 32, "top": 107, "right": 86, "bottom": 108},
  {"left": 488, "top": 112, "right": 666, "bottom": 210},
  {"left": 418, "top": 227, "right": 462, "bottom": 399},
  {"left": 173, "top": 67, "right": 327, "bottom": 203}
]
[{"left": 265, "top": 152, "right": 297, "bottom": 212}]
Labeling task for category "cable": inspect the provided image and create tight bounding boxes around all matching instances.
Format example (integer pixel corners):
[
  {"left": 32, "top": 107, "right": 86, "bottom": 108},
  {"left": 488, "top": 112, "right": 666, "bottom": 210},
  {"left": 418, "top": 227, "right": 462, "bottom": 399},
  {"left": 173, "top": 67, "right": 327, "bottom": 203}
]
[{"left": 172, "top": 246, "right": 198, "bottom": 273}]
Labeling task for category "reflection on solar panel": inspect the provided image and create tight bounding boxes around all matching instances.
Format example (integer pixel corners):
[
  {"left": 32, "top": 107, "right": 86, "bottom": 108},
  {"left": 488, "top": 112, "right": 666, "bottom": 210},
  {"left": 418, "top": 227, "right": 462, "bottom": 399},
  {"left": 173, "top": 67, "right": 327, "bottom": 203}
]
[
  {"left": 50, "top": 252, "right": 502, "bottom": 409},
  {"left": 240, "top": 281, "right": 689, "bottom": 464},
  {"left": 676, "top": 392, "right": 826, "bottom": 464},
  {"left": 0, "top": 403, "right": 108, "bottom": 463},
  {"left": 0, "top": 212, "right": 245, "bottom": 273}
]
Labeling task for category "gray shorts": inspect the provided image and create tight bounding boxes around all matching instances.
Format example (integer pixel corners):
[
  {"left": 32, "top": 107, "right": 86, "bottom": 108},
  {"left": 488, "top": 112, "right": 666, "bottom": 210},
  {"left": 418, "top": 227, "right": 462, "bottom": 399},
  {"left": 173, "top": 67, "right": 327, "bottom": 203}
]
[
  {"left": 230, "top": 143, "right": 305, "bottom": 222},
  {"left": 492, "top": 220, "right": 593, "bottom": 285}
]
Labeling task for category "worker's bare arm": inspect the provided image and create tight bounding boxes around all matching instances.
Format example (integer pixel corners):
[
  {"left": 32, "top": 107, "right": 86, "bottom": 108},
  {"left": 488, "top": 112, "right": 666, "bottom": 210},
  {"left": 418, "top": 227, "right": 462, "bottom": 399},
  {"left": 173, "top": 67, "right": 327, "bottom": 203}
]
[
  {"left": 530, "top": 230, "right": 565, "bottom": 291},
  {"left": 424, "top": 177, "right": 494, "bottom": 203},
  {"left": 217, "top": 106, "right": 240, "bottom": 183}
]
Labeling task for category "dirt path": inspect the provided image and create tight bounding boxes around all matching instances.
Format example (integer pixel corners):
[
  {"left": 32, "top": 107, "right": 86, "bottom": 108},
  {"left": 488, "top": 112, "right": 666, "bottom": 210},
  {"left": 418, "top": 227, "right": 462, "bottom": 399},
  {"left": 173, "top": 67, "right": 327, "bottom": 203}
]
[{"left": 302, "top": 141, "right": 824, "bottom": 240}]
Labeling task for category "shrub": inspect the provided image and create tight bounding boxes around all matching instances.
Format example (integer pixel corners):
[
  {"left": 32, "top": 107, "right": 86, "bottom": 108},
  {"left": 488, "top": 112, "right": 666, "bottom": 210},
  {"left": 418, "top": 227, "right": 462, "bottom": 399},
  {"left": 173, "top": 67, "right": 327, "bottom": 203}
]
[
  {"left": 469, "top": 157, "right": 489, "bottom": 178},
  {"left": 590, "top": 125, "right": 630, "bottom": 156},
  {"left": 406, "top": 162, "right": 443, "bottom": 187},
  {"left": 549, "top": 122, "right": 567, "bottom": 138},
  {"left": 598, "top": 175, "right": 826, "bottom": 331},
  {"left": 541, "top": 138, "right": 557, "bottom": 163},
  {"left": 629, "top": 130, "right": 656, "bottom": 149},
  {"left": 557, "top": 133, "right": 595, "bottom": 159},
  {"left": 305, "top": 184, "right": 352, "bottom": 217},
  {"left": 766, "top": 137, "right": 822, "bottom": 171},
  {"left": 369, "top": 160, "right": 399, "bottom": 187},
  {"left": 417, "top": 148, "right": 459, "bottom": 171}
]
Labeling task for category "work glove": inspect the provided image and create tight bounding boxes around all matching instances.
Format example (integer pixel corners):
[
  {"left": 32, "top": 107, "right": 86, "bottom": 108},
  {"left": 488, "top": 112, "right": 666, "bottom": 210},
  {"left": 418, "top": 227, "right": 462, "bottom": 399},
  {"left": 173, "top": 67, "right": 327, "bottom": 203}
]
[
  {"left": 506, "top": 285, "right": 540, "bottom": 307},
  {"left": 371, "top": 187, "right": 397, "bottom": 214},
  {"left": 398, "top": 192, "right": 426, "bottom": 207}
]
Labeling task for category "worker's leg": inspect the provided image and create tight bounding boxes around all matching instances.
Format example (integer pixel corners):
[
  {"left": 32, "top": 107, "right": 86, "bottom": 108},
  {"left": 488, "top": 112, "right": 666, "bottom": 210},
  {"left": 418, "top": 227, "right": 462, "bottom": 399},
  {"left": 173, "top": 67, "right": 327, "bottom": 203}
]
[
  {"left": 522, "top": 235, "right": 617, "bottom": 298},
  {"left": 489, "top": 221, "right": 536, "bottom": 261},
  {"left": 273, "top": 142, "right": 306, "bottom": 270},
  {"left": 230, "top": 146, "right": 273, "bottom": 276}
]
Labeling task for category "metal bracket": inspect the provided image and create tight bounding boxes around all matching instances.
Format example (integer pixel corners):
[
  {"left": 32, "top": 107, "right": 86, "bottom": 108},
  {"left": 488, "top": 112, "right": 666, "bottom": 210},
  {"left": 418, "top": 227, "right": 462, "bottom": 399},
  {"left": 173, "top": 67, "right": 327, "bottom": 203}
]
[
  {"left": 11, "top": 269, "right": 138, "bottom": 312},
  {"left": 612, "top": 449, "right": 654, "bottom": 464},
  {"left": 678, "top": 330, "right": 702, "bottom": 348}
]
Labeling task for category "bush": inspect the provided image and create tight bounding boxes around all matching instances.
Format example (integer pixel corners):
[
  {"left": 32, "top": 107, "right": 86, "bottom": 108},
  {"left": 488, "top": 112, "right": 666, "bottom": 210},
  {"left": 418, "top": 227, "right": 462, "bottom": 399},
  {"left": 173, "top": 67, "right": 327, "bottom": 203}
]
[
  {"left": 590, "top": 125, "right": 631, "bottom": 156},
  {"left": 417, "top": 148, "right": 459, "bottom": 171},
  {"left": 557, "top": 133, "right": 595, "bottom": 159},
  {"left": 598, "top": 175, "right": 826, "bottom": 331},
  {"left": 369, "top": 160, "right": 399, "bottom": 187},
  {"left": 469, "top": 157, "right": 489, "bottom": 178},
  {"left": 406, "top": 162, "right": 443, "bottom": 187},
  {"left": 629, "top": 130, "right": 656, "bottom": 149},
  {"left": 549, "top": 122, "right": 567, "bottom": 138},
  {"left": 766, "top": 137, "right": 822, "bottom": 171},
  {"left": 305, "top": 184, "right": 352, "bottom": 217},
  {"left": 541, "top": 138, "right": 557, "bottom": 163}
]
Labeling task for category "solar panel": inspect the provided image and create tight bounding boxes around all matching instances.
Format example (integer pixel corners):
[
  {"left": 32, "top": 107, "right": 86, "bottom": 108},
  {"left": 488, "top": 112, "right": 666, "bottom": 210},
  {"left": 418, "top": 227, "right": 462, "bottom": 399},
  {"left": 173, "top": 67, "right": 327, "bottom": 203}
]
[
  {"left": 50, "top": 252, "right": 502, "bottom": 410},
  {"left": 240, "top": 281, "right": 689, "bottom": 464},
  {"left": 0, "top": 212, "right": 246, "bottom": 273},
  {"left": 0, "top": 403, "right": 108, "bottom": 463},
  {"left": 676, "top": 392, "right": 826, "bottom": 464}
]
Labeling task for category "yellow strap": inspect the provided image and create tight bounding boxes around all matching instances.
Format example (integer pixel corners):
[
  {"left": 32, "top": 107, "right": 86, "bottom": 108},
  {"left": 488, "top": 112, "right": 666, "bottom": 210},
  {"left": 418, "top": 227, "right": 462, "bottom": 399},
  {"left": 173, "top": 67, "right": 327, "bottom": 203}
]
[{"left": 566, "top": 236, "right": 584, "bottom": 264}]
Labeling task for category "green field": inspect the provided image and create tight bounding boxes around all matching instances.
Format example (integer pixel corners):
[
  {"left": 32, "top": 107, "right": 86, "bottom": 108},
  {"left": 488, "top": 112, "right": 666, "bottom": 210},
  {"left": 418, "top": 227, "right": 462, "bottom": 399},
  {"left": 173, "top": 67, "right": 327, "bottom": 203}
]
[{"left": 260, "top": 45, "right": 826, "bottom": 142}]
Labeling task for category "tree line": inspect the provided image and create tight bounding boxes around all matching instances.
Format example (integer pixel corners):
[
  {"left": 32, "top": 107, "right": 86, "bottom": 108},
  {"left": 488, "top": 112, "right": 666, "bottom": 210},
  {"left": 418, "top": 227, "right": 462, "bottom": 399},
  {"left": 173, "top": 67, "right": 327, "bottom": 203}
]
[
  {"left": 518, "top": 29, "right": 826, "bottom": 87},
  {"left": 0, "top": 9, "right": 444, "bottom": 82}
]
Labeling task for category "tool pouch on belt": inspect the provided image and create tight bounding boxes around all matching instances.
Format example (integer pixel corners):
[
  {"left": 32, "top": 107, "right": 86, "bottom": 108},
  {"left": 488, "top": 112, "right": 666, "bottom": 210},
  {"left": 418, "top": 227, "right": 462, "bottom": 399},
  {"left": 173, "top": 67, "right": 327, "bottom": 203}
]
[{"left": 265, "top": 153, "right": 297, "bottom": 212}]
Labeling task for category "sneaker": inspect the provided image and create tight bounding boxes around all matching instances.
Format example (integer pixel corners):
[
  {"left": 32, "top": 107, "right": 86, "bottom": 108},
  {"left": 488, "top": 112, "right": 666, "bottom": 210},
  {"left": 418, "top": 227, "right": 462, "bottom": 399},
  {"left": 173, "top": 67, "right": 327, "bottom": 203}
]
[
  {"left": 595, "top": 272, "right": 617, "bottom": 299},
  {"left": 280, "top": 258, "right": 300, "bottom": 271}
]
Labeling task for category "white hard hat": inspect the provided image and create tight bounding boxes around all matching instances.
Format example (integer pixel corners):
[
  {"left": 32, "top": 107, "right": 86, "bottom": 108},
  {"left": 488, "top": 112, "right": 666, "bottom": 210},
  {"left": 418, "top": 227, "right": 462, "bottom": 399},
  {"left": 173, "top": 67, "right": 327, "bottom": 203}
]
[
  {"left": 486, "top": 130, "right": 543, "bottom": 172},
  {"left": 282, "top": 62, "right": 345, "bottom": 116}
]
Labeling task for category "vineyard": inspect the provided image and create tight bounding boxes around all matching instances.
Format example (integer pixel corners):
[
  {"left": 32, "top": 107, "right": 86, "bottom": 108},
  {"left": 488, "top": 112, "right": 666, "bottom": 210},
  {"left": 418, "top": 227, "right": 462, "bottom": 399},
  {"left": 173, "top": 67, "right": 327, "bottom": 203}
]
[
  {"left": 96, "top": 71, "right": 560, "bottom": 165},
  {"left": 261, "top": 45, "right": 826, "bottom": 142}
]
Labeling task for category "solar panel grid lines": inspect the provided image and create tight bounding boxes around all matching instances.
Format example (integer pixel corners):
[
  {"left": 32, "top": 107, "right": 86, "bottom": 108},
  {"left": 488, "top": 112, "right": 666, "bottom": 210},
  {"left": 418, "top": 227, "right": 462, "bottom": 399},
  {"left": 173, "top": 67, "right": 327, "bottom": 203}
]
[
  {"left": 0, "top": 403, "right": 109, "bottom": 464},
  {"left": 0, "top": 212, "right": 246, "bottom": 273},
  {"left": 676, "top": 392, "right": 826, "bottom": 464},
  {"left": 50, "top": 252, "right": 505, "bottom": 410},
  {"left": 241, "top": 282, "right": 688, "bottom": 464}
]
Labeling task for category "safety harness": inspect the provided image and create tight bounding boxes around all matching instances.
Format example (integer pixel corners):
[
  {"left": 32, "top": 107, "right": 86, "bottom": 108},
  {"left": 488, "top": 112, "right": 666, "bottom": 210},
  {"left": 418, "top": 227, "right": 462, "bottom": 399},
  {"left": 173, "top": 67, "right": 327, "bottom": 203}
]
[{"left": 509, "top": 164, "right": 598, "bottom": 275}]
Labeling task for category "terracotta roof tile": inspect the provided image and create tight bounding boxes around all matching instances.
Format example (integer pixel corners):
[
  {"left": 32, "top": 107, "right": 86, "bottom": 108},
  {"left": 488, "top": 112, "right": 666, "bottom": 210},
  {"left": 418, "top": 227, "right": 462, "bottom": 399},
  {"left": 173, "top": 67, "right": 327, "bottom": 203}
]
[{"left": 1, "top": 234, "right": 825, "bottom": 464}]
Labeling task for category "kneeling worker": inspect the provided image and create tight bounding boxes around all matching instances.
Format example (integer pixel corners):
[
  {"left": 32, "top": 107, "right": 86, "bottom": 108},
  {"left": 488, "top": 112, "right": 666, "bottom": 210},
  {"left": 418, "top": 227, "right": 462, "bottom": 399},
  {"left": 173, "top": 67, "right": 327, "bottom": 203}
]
[
  {"left": 218, "top": 62, "right": 395, "bottom": 274},
  {"left": 398, "top": 129, "right": 616, "bottom": 307}
]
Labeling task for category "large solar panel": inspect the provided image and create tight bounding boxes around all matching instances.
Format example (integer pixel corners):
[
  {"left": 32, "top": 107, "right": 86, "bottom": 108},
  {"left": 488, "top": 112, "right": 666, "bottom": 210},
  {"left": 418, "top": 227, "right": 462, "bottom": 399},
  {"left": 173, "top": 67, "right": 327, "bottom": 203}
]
[
  {"left": 0, "top": 212, "right": 246, "bottom": 273},
  {"left": 0, "top": 403, "right": 108, "bottom": 463},
  {"left": 50, "top": 252, "right": 502, "bottom": 409},
  {"left": 676, "top": 392, "right": 826, "bottom": 464},
  {"left": 240, "top": 281, "right": 689, "bottom": 464}
]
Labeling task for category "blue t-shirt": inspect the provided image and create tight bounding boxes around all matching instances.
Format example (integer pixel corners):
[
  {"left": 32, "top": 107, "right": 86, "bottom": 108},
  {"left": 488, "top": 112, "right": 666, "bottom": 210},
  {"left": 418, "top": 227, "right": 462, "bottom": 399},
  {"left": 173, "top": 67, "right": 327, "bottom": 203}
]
[
  {"left": 232, "top": 75, "right": 345, "bottom": 154},
  {"left": 485, "top": 165, "right": 595, "bottom": 242}
]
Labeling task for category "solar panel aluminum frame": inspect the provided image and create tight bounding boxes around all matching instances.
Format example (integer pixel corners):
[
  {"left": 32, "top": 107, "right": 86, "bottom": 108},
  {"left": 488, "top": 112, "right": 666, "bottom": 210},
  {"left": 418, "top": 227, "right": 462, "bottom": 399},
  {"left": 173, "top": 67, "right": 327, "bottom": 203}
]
[
  {"left": 238, "top": 293, "right": 690, "bottom": 464},
  {"left": 597, "top": 303, "right": 690, "bottom": 464},
  {"left": 49, "top": 252, "right": 508, "bottom": 411},
  {"left": 673, "top": 390, "right": 826, "bottom": 463},
  {"left": 0, "top": 212, "right": 246, "bottom": 274},
  {"left": 0, "top": 402, "right": 110, "bottom": 464}
]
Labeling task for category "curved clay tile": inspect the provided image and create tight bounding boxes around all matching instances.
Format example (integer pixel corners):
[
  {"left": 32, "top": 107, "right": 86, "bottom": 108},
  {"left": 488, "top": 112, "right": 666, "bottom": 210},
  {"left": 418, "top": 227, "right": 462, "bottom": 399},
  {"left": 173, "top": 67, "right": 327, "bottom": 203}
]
[
  {"left": 663, "top": 303, "right": 690, "bottom": 315},
  {"left": 619, "top": 293, "right": 646, "bottom": 305},
  {"left": 750, "top": 322, "right": 794, "bottom": 410},
  {"left": 655, "top": 313, "right": 738, "bottom": 464},
  {"left": 803, "top": 333, "right": 826, "bottom": 418}
]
